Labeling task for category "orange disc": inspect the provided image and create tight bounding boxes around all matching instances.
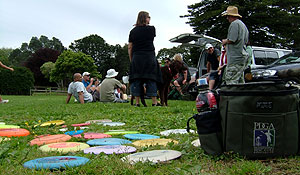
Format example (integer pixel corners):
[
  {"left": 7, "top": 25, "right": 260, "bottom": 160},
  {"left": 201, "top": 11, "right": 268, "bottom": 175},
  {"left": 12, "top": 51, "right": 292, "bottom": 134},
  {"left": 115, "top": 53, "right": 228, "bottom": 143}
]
[
  {"left": 0, "top": 128, "right": 30, "bottom": 137},
  {"left": 30, "top": 134, "right": 72, "bottom": 146}
]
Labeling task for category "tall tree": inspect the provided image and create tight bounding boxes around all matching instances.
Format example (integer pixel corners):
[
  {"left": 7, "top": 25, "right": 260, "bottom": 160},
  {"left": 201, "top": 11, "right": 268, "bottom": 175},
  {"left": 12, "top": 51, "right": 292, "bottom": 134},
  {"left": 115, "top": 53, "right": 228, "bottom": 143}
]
[
  {"left": 50, "top": 50, "right": 98, "bottom": 87},
  {"left": 24, "top": 48, "right": 60, "bottom": 86},
  {"left": 69, "top": 34, "right": 115, "bottom": 77},
  {"left": 112, "top": 44, "right": 130, "bottom": 79},
  {"left": 183, "top": 0, "right": 300, "bottom": 49},
  {"left": 8, "top": 36, "right": 65, "bottom": 67}
]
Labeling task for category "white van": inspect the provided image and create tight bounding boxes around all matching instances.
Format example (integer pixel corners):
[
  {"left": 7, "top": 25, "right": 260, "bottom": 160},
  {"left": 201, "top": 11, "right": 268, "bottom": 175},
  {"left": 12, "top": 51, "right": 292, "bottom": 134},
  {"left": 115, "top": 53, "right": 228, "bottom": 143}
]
[{"left": 169, "top": 33, "right": 292, "bottom": 77}]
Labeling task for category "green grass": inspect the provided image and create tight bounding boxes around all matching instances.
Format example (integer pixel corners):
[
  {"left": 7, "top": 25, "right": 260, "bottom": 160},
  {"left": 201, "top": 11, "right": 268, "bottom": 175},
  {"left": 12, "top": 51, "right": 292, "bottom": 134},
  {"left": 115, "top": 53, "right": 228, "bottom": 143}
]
[{"left": 0, "top": 95, "right": 299, "bottom": 174}]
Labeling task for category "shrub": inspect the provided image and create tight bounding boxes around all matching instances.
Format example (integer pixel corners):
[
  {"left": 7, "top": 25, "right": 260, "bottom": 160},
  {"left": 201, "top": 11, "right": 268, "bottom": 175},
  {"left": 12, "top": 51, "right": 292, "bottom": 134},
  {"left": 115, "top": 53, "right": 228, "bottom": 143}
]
[{"left": 0, "top": 67, "right": 34, "bottom": 95}]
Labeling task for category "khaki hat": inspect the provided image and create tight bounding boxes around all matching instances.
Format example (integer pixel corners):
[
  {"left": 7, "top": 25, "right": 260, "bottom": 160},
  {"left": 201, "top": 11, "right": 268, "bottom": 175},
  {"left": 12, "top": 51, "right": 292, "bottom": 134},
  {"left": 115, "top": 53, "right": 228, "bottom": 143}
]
[
  {"left": 106, "top": 69, "right": 118, "bottom": 78},
  {"left": 222, "top": 6, "right": 242, "bottom": 18}
]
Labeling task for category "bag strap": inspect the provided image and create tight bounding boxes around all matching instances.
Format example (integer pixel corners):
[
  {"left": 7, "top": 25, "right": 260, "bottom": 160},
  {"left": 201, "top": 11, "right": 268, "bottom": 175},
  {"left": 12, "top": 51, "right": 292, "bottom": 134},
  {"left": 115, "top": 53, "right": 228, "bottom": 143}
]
[{"left": 186, "top": 114, "right": 197, "bottom": 133}]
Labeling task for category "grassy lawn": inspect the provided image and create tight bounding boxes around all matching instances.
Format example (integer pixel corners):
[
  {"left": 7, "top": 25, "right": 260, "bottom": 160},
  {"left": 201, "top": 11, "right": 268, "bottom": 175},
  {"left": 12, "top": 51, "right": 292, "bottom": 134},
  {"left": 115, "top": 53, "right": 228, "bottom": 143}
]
[{"left": 0, "top": 95, "right": 299, "bottom": 174}]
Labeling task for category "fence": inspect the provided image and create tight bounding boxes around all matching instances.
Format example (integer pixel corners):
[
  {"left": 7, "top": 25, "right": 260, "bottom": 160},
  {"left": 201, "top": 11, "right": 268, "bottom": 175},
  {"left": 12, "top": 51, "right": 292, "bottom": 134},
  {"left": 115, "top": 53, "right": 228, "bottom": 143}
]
[{"left": 30, "top": 86, "right": 67, "bottom": 96}]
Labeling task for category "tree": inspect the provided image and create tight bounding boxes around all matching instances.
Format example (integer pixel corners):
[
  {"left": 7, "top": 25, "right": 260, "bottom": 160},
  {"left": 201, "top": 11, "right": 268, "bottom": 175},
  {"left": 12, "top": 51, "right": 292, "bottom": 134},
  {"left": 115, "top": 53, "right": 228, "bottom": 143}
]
[
  {"left": 40, "top": 61, "right": 55, "bottom": 80},
  {"left": 24, "top": 48, "right": 60, "bottom": 86},
  {"left": 50, "top": 50, "right": 98, "bottom": 87},
  {"left": 0, "top": 48, "right": 13, "bottom": 65},
  {"left": 157, "top": 45, "right": 199, "bottom": 67},
  {"left": 69, "top": 34, "right": 115, "bottom": 77},
  {"left": 182, "top": 0, "right": 300, "bottom": 49},
  {"left": 8, "top": 36, "right": 65, "bottom": 67},
  {"left": 112, "top": 44, "right": 130, "bottom": 80}
]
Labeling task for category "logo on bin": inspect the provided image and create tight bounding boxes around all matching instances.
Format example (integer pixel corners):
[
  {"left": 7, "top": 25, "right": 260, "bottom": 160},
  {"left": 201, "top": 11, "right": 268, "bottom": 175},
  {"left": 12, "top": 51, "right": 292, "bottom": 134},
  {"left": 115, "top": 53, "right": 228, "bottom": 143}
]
[{"left": 253, "top": 122, "right": 275, "bottom": 154}]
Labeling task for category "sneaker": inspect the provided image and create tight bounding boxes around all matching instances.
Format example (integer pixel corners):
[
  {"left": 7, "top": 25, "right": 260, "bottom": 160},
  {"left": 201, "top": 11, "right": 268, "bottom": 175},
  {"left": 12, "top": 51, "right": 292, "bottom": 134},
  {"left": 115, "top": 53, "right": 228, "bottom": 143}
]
[
  {"left": 0, "top": 100, "right": 9, "bottom": 104},
  {"left": 134, "top": 104, "right": 141, "bottom": 107}
]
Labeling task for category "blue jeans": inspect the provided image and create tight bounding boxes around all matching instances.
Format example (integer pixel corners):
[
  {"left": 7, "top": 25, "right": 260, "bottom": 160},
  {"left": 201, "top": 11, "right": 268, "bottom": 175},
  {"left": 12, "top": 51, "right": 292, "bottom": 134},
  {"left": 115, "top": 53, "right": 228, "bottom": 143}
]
[{"left": 130, "top": 79, "right": 157, "bottom": 97}]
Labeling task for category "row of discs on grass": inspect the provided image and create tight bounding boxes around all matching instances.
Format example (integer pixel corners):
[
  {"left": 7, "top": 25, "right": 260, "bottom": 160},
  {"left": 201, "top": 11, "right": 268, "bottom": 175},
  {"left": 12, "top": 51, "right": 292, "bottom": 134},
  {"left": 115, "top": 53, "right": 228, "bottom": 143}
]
[
  {"left": 84, "top": 145, "right": 136, "bottom": 155},
  {"left": 23, "top": 156, "right": 89, "bottom": 170},
  {"left": 39, "top": 142, "right": 90, "bottom": 153}
]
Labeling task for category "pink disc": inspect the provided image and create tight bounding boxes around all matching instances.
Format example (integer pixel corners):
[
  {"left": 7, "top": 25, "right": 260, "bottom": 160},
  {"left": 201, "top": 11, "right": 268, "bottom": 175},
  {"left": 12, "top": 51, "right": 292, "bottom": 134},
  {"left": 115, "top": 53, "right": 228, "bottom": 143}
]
[
  {"left": 73, "top": 132, "right": 112, "bottom": 139},
  {"left": 71, "top": 123, "right": 90, "bottom": 127}
]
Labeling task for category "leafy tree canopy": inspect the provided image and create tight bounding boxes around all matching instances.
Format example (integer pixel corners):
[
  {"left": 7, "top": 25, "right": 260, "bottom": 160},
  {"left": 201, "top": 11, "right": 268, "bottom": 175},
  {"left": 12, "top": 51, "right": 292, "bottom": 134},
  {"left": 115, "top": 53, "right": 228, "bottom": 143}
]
[
  {"left": 8, "top": 35, "right": 65, "bottom": 67},
  {"left": 50, "top": 50, "right": 98, "bottom": 86},
  {"left": 24, "top": 48, "right": 60, "bottom": 86},
  {"left": 183, "top": 0, "right": 300, "bottom": 49},
  {"left": 0, "top": 48, "right": 13, "bottom": 65},
  {"left": 40, "top": 61, "right": 55, "bottom": 80},
  {"left": 69, "top": 34, "right": 116, "bottom": 77}
]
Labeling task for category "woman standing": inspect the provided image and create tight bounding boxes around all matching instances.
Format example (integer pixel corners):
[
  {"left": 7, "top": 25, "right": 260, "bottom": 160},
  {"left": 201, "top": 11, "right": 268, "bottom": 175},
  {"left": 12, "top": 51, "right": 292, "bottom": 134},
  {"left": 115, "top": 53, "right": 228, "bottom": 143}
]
[{"left": 128, "top": 11, "right": 162, "bottom": 107}]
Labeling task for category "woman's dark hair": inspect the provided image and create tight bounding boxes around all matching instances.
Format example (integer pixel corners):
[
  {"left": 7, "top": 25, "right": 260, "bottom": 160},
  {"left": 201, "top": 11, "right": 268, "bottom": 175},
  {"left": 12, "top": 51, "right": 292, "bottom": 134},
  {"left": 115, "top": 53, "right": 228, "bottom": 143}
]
[{"left": 135, "top": 11, "right": 149, "bottom": 26}]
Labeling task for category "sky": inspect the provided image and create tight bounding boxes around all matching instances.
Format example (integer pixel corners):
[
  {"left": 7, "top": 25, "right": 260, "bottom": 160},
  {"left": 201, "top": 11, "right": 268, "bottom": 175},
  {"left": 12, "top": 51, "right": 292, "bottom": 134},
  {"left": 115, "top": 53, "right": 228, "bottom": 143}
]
[{"left": 0, "top": 0, "right": 199, "bottom": 52}]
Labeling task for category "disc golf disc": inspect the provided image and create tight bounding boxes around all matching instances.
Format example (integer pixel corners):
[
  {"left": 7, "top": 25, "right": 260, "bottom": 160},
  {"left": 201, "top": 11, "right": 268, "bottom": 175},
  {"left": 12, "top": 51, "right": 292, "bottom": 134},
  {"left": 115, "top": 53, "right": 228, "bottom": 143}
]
[
  {"left": 30, "top": 134, "right": 72, "bottom": 146},
  {"left": 191, "top": 139, "right": 201, "bottom": 147},
  {"left": 59, "top": 128, "right": 68, "bottom": 132},
  {"left": 39, "top": 142, "right": 90, "bottom": 153},
  {"left": 102, "top": 122, "right": 125, "bottom": 126},
  {"left": 71, "top": 123, "right": 90, "bottom": 127},
  {"left": 87, "top": 138, "right": 132, "bottom": 146},
  {"left": 123, "top": 134, "right": 160, "bottom": 140},
  {"left": 0, "top": 128, "right": 30, "bottom": 137},
  {"left": 73, "top": 132, "right": 112, "bottom": 139},
  {"left": 23, "top": 156, "right": 89, "bottom": 170},
  {"left": 64, "top": 130, "right": 84, "bottom": 136},
  {"left": 38, "top": 120, "right": 65, "bottom": 127},
  {"left": 0, "top": 124, "right": 20, "bottom": 129},
  {"left": 85, "top": 119, "right": 112, "bottom": 124},
  {"left": 132, "top": 138, "right": 178, "bottom": 147},
  {"left": 104, "top": 130, "right": 139, "bottom": 135},
  {"left": 84, "top": 145, "right": 136, "bottom": 155},
  {"left": 122, "top": 150, "right": 182, "bottom": 164},
  {"left": 160, "top": 129, "right": 195, "bottom": 136}
]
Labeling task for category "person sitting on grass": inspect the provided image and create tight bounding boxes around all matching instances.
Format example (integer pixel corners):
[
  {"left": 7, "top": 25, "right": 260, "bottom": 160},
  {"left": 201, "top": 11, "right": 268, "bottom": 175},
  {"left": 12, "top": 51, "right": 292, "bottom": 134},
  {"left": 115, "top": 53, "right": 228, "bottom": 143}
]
[
  {"left": 66, "top": 73, "right": 99, "bottom": 104},
  {"left": 100, "top": 69, "right": 127, "bottom": 103},
  {"left": 0, "top": 61, "right": 14, "bottom": 104}
]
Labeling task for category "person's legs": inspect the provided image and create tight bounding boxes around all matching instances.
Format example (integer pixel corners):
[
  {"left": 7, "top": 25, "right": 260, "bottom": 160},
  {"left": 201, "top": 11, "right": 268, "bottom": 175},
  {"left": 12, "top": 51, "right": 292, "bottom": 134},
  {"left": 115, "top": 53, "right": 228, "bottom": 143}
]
[
  {"left": 145, "top": 80, "right": 159, "bottom": 106},
  {"left": 130, "top": 80, "right": 142, "bottom": 106},
  {"left": 224, "top": 64, "right": 245, "bottom": 85}
]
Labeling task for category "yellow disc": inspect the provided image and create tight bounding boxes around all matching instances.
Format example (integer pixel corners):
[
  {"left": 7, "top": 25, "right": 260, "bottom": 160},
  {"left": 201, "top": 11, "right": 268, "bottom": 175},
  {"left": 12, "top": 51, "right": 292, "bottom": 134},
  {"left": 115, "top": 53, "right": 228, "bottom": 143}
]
[
  {"left": 132, "top": 138, "right": 178, "bottom": 147},
  {"left": 0, "top": 124, "right": 20, "bottom": 129},
  {"left": 37, "top": 120, "right": 65, "bottom": 127},
  {"left": 39, "top": 142, "right": 90, "bottom": 153}
]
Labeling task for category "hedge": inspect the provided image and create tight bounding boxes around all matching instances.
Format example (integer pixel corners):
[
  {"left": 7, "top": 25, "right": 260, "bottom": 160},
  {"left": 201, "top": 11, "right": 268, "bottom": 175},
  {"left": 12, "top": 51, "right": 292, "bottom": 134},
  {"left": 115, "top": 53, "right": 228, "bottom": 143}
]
[{"left": 0, "top": 67, "right": 34, "bottom": 95}]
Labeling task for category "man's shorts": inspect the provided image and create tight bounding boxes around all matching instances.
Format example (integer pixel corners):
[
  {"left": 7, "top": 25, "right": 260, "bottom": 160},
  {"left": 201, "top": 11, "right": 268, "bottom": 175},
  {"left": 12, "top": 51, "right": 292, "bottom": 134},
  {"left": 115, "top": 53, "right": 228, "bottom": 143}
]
[
  {"left": 223, "top": 63, "right": 246, "bottom": 85},
  {"left": 209, "top": 70, "right": 219, "bottom": 81},
  {"left": 130, "top": 79, "right": 157, "bottom": 97}
]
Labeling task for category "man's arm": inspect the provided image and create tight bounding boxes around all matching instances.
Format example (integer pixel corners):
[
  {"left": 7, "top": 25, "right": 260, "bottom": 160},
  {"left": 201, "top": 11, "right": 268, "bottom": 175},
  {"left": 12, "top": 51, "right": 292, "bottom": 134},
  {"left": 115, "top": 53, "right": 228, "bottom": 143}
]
[
  {"left": 128, "top": 42, "right": 133, "bottom": 62},
  {"left": 206, "top": 62, "right": 211, "bottom": 73},
  {"left": 66, "top": 93, "right": 72, "bottom": 104},
  {"left": 78, "top": 92, "right": 84, "bottom": 104},
  {"left": 86, "top": 78, "right": 94, "bottom": 91},
  {"left": 222, "top": 39, "right": 233, "bottom": 46}
]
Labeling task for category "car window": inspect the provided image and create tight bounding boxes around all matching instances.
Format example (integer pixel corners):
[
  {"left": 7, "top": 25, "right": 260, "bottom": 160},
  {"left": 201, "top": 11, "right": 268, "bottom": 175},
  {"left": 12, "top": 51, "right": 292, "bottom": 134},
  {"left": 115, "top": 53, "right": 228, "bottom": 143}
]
[
  {"left": 265, "top": 51, "right": 279, "bottom": 64},
  {"left": 276, "top": 56, "right": 300, "bottom": 64},
  {"left": 253, "top": 50, "right": 267, "bottom": 65}
]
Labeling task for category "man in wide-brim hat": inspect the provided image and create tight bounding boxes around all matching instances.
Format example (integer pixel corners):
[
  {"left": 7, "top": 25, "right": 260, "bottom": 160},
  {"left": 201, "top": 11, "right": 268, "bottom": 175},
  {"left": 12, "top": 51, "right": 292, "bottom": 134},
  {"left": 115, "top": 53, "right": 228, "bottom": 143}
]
[{"left": 221, "top": 6, "right": 249, "bottom": 85}]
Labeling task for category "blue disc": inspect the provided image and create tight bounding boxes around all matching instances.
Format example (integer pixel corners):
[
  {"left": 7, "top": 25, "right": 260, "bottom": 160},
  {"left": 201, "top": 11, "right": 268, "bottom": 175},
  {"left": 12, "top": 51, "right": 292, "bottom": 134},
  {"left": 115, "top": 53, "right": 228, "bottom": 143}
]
[
  {"left": 123, "top": 134, "right": 160, "bottom": 140},
  {"left": 87, "top": 138, "right": 132, "bottom": 146},
  {"left": 64, "top": 130, "right": 84, "bottom": 136},
  {"left": 23, "top": 156, "right": 89, "bottom": 170}
]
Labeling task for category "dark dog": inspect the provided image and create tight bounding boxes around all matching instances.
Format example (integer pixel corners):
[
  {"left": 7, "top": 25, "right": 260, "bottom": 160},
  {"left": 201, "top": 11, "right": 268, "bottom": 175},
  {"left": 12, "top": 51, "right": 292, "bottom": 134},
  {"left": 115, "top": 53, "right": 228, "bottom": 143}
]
[{"left": 158, "top": 60, "right": 186, "bottom": 106}]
